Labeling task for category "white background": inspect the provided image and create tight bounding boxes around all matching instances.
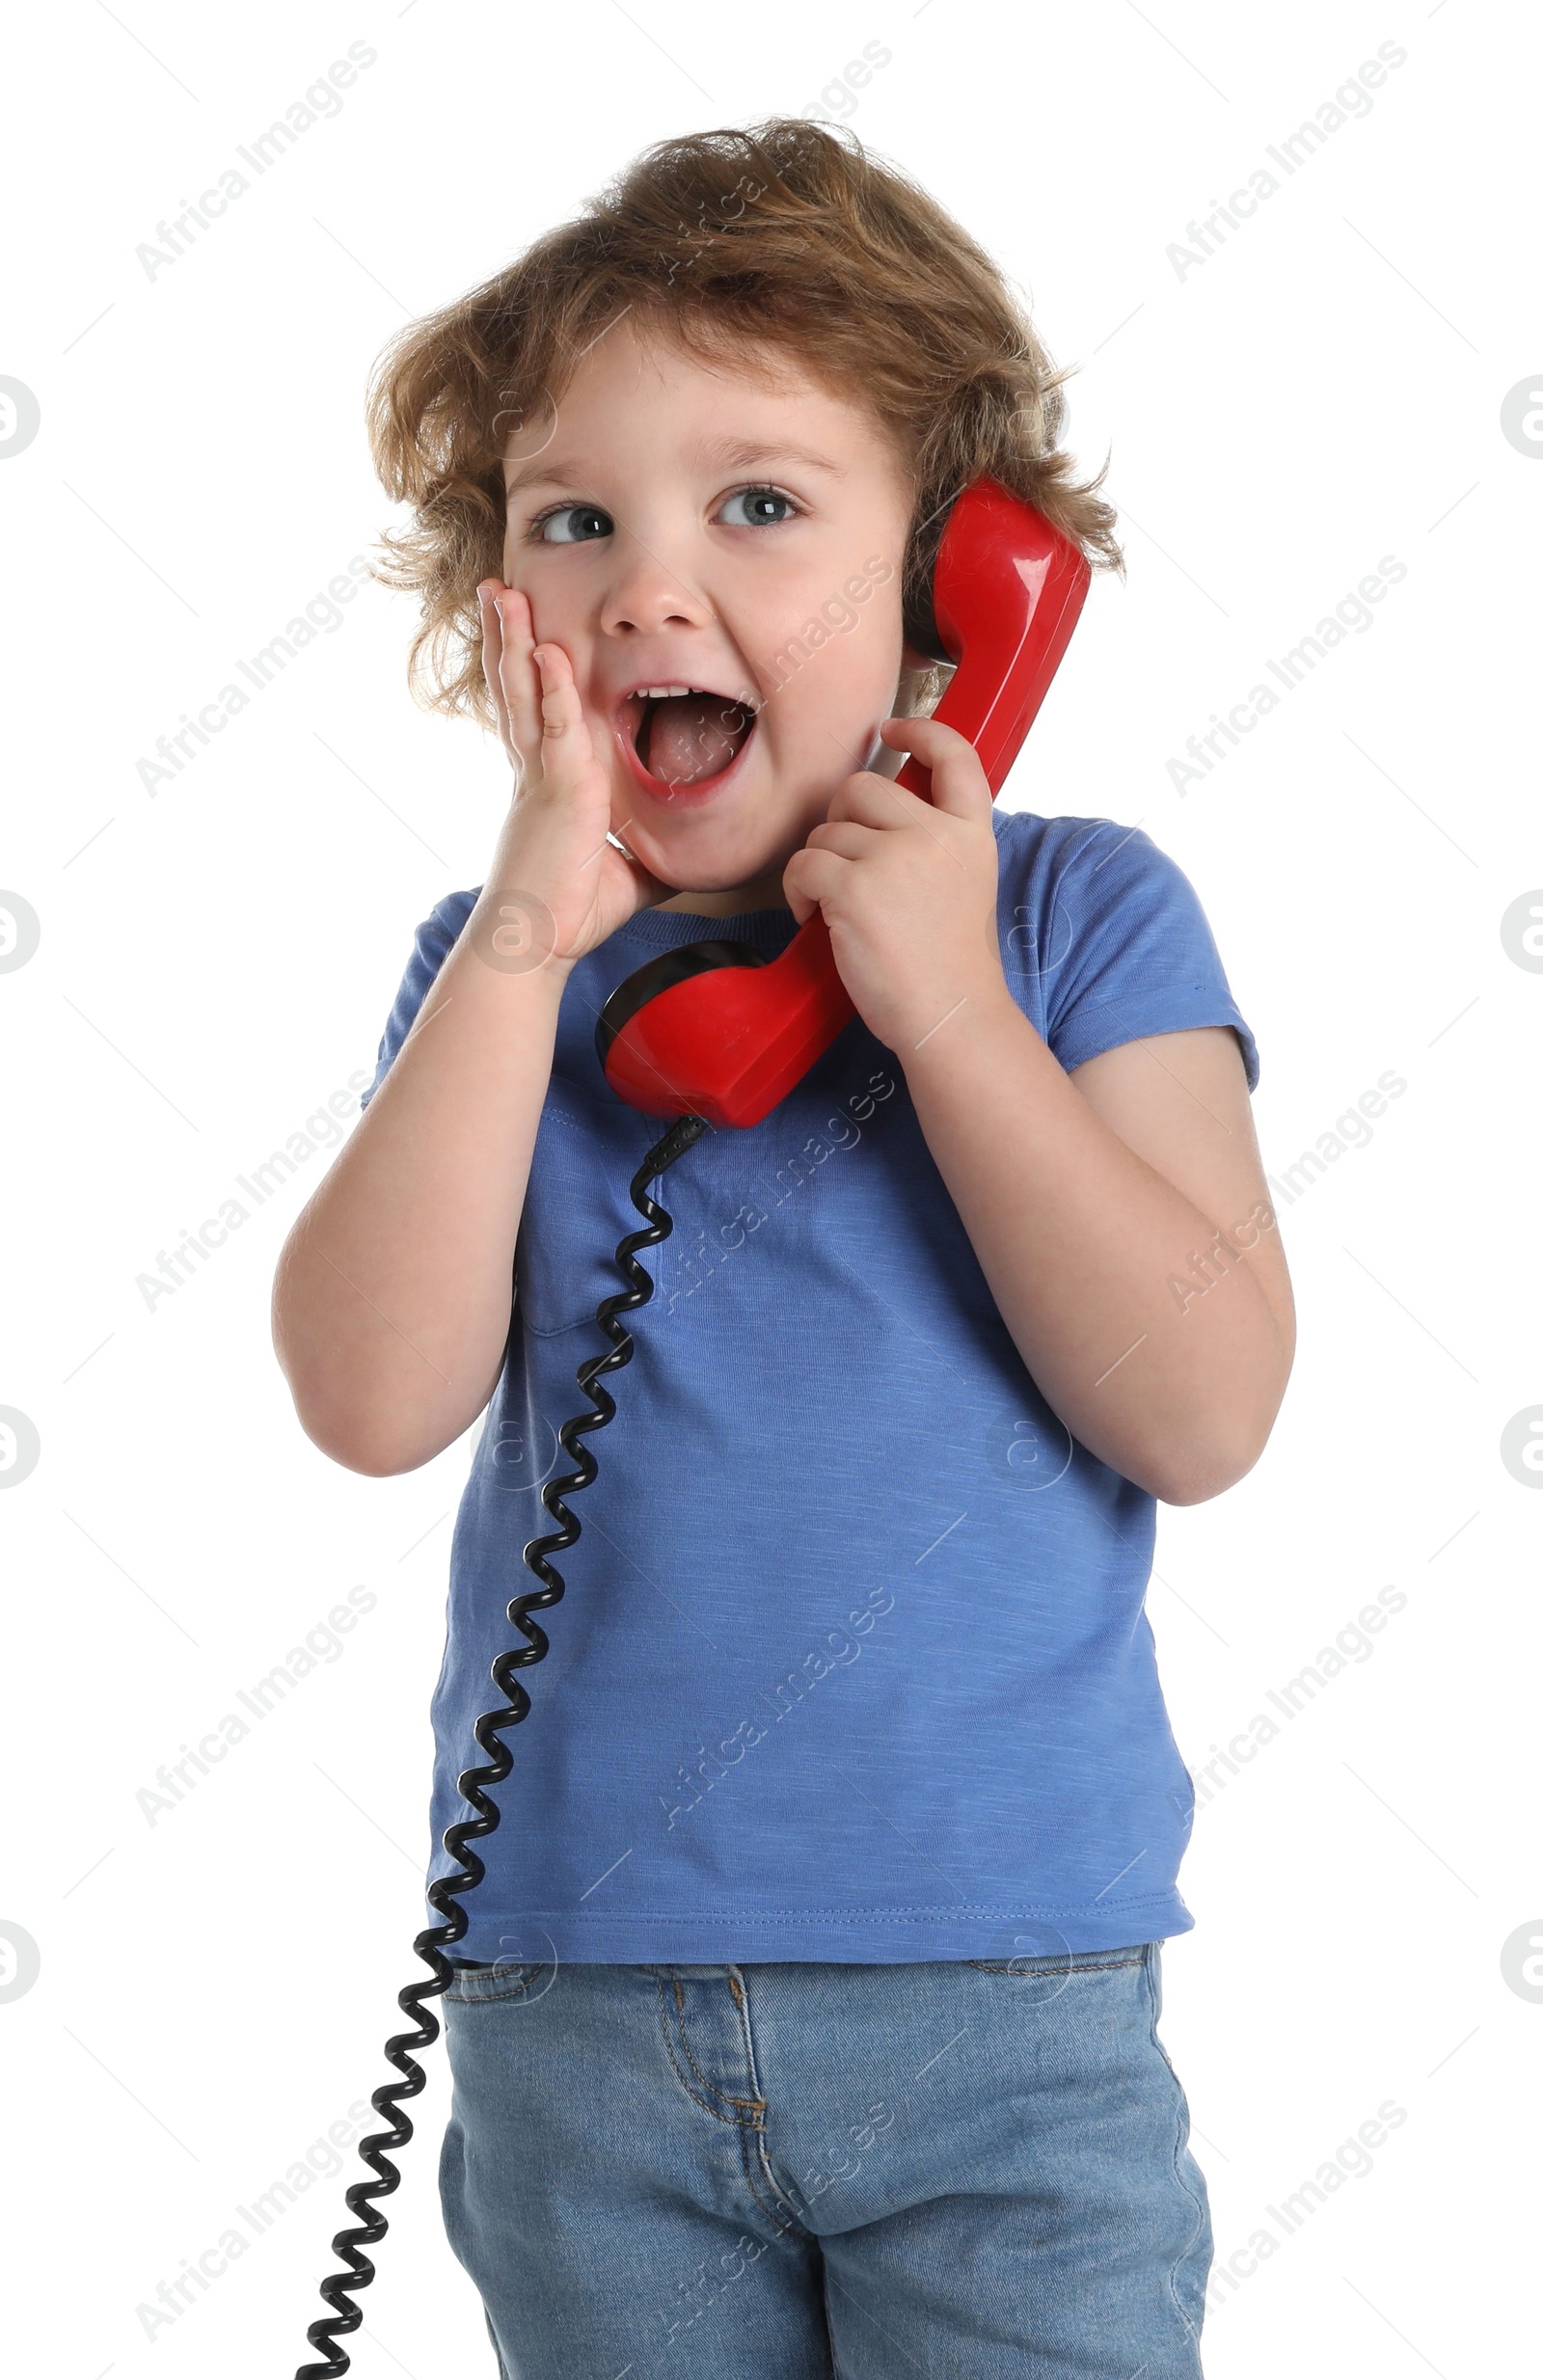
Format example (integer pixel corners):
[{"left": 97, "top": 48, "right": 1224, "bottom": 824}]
[{"left": 2, "top": 1, "right": 1538, "bottom": 2373}]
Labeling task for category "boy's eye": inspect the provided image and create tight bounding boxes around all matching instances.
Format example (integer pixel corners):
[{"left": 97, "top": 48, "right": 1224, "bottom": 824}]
[
  {"left": 535, "top": 503, "right": 612, "bottom": 545},
  {"left": 528, "top": 485, "right": 799, "bottom": 543},
  {"left": 717, "top": 485, "right": 798, "bottom": 528}
]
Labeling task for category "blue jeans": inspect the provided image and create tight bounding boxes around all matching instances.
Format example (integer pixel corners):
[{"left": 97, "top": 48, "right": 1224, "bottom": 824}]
[{"left": 439, "top": 1944, "right": 1211, "bottom": 2377}]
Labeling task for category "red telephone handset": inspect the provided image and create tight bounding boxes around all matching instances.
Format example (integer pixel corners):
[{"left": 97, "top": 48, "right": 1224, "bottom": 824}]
[{"left": 596, "top": 479, "right": 1091, "bottom": 1127}]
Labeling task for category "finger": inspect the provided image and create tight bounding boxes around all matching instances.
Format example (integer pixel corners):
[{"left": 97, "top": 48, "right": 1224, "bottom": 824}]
[
  {"left": 780, "top": 845, "right": 818, "bottom": 927},
  {"left": 877, "top": 715, "right": 992, "bottom": 820},
  {"left": 497, "top": 589, "right": 544, "bottom": 777},
  {"left": 783, "top": 846, "right": 852, "bottom": 911},
  {"left": 476, "top": 581, "right": 513, "bottom": 752},
  {"left": 826, "top": 772, "right": 930, "bottom": 830},
  {"left": 530, "top": 641, "right": 600, "bottom": 791},
  {"left": 805, "top": 819, "right": 882, "bottom": 860}
]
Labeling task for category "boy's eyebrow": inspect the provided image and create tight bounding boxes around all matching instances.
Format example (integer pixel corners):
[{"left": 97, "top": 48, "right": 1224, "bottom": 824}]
[
  {"left": 697, "top": 437, "right": 846, "bottom": 475},
  {"left": 502, "top": 438, "right": 846, "bottom": 500}
]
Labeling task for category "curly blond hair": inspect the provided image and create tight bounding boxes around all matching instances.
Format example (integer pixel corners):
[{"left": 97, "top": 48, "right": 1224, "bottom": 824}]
[{"left": 365, "top": 117, "right": 1123, "bottom": 733}]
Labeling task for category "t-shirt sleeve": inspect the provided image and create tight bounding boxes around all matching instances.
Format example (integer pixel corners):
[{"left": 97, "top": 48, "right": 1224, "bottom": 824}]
[
  {"left": 358, "top": 891, "right": 477, "bottom": 1114},
  {"left": 1041, "top": 822, "right": 1259, "bottom": 1091}
]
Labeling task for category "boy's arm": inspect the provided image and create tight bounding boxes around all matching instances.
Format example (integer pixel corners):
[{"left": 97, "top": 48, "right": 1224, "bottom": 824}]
[
  {"left": 272, "top": 592, "right": 675, "bottom": 1478},
  {"left": 787, "top": 711, "right": 1292, "bottom": 1509},
  {"left": 271, "top": 935, "right": 568, "bottom": 1476},
  {"left": 903, "top": 1009, "right": 1293, "bottom": 1505}
]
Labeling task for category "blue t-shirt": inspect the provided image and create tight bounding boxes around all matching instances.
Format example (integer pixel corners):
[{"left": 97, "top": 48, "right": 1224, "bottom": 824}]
[{"left": 360, "top": 809, "right": 1259, "bottom": 1964}]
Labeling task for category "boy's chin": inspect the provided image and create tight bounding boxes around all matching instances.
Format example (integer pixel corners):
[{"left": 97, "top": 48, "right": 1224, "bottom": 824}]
[{"left": 643, "top": 846, "right": 797, "bottom": 914}]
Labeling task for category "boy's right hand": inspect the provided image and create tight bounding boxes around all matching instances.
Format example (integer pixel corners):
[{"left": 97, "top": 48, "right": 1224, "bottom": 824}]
[{"left": 473, "top": 581, "right": 677, "bottom": 976}]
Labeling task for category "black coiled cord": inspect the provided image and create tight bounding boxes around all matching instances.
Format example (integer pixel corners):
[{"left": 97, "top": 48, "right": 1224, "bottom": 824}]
[{"left": 295, "top": 1110, "right": 710, "bottom": 2378}]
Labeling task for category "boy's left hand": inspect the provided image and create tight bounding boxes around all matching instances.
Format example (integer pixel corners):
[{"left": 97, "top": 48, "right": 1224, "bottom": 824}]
[{"left": 783, "top": 715, "right": 1007, "bottom": 1056}]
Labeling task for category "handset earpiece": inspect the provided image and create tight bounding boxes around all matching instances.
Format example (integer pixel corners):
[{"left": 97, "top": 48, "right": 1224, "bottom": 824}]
[
  {"left": 893, "top": 480, "right": 1091, "bottom": 802},
  {"left": 597, "top": 478, "right": 1091, "bottom": 1128}
]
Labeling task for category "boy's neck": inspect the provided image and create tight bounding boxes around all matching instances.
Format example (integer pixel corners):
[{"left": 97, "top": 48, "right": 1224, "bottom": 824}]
[{"left": 654, "top": 870, "right": 793, "bottom": 918}]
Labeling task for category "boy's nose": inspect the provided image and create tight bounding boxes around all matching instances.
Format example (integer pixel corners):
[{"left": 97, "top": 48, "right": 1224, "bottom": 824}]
[{"left": 598, "top": 528, "right": 716, "bottom": 638}]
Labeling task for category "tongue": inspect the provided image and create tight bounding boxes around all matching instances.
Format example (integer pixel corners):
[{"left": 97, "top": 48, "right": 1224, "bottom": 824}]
[{"left": 643, "top": 693, "right": 751, "bottom": 786}]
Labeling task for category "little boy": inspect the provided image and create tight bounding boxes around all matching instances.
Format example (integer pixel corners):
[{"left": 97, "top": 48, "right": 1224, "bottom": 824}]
[{"left": 274, "top": 118, "right": 1293, "bottom": 2380}]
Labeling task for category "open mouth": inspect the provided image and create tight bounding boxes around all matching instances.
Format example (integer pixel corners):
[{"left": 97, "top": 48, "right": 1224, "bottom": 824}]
[{"left": 614, "top": 684, "right": 760, "bottom": 796}]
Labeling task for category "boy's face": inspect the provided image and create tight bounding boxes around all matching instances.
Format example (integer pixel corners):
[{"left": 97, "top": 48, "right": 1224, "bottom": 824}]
[{"left": 500, "top": 317, "right": 919, "bottom": 912}]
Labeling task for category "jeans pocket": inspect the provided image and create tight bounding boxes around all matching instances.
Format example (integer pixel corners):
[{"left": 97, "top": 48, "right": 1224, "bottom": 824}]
[
  {"left": 963, "top": 1942, "right": 1150, "bottom": 2014},
  {"left": 444, "top": 1958, "right": 549, "bottom": 2004},
  {"left": 965, "top": 1943, "right": 1150, "bottom": 1976}
]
